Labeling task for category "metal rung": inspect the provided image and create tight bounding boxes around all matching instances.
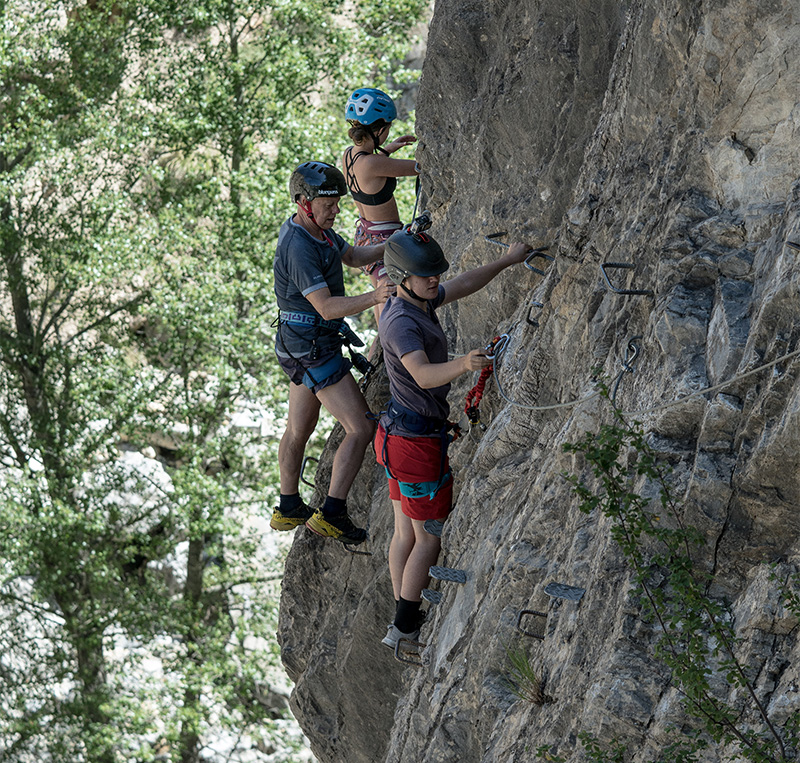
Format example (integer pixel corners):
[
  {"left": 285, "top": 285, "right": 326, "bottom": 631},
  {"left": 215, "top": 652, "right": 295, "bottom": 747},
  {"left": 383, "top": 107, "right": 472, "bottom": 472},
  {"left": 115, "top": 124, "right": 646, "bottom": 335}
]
[
  {"left": 300, "top": 456, "right": 318, "bottom": 488},
  {"left": 787, "top": 241, "right": 800, "bottom": 251},
  {"left": 394, "top": 637, "right": 426, "bottom": 666},
  {"left": 421, "top": 589, "right": 442, "bottom": 605},
  {"left": 524, "top": 248, "right": 554, "bottom": 276},
  {"left": 601, "top": 262, "right": 654, "bottom": 296},
  {"left": 517, "top": 609, "right": 547, "bottom": 639},
  {"left": 544, "top": 582, "right": 585, "bottom": 601},
  {"left": 343, "top": 542, "right": 372, "bottom": 556},
  {"left": 429, "top": 565, "right": 466, "bottom": 584},
  {"left": 484, "top": 231, "right": 508, "bottom": 246},
  {"left": 424, "top": 519, "right": 444, "bottom": 537},
  {"left": 527, "top": 300, "right": 544, "bottom": 326}
]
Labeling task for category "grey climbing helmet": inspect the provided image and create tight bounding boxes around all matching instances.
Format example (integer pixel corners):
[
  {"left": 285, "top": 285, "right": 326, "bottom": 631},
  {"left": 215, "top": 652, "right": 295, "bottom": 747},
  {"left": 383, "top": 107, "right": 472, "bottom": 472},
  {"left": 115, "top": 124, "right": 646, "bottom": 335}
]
[
  {"left": 290, "top": 161, "right": 347, "bottom": 202},
  {"left": 384, "top": 228, "right": 449, "bottom": 284}
]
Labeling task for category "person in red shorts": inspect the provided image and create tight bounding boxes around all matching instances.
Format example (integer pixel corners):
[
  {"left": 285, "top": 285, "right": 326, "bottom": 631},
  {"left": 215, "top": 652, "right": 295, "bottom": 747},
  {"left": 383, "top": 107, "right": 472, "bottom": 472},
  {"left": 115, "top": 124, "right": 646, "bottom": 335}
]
[{"left": 375, "top": 221, "right": 531, "bottom": 648}]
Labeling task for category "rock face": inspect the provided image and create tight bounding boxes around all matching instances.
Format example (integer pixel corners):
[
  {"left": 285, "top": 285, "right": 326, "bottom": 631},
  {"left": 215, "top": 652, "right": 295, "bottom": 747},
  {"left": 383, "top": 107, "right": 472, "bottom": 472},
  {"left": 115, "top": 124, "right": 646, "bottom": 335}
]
[{"left": 278, "top": 1, "right": 800, "bottom": 761}]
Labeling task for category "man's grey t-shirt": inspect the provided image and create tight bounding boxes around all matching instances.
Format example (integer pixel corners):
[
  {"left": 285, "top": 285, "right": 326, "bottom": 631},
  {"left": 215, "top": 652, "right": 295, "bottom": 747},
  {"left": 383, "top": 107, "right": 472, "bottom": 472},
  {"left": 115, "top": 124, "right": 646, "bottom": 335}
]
[
  {"left": 273, "top": 216, "right": 349, "bottom": 358},
  {"left": 379, "top": 286, "right": 450, "bottom": 434}
]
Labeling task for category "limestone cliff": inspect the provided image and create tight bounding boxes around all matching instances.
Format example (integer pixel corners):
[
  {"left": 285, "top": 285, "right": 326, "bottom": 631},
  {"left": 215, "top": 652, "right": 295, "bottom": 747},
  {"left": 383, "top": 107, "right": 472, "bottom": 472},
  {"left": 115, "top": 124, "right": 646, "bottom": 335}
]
[{"left": 278, "top": 1, "right": 800, "bottom": 761}]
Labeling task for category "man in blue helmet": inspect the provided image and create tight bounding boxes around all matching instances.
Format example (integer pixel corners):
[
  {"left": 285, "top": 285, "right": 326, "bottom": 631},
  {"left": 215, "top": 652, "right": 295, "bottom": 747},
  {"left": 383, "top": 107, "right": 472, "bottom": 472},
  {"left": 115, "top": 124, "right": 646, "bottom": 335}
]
[{"left": 271, "top": 161, "right": 394, "bottom": 545}]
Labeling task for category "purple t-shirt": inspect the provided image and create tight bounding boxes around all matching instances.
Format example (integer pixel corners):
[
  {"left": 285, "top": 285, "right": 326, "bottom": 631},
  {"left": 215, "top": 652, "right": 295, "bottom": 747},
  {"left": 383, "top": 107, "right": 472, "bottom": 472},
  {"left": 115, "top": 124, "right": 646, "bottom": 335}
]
[{"left": 379, "top": 286, "right": 449, "bottom": 433}]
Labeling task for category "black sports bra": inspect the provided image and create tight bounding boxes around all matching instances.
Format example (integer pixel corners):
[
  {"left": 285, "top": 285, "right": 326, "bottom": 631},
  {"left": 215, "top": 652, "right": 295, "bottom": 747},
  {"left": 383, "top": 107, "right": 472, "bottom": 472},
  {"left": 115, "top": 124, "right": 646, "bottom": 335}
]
[{"left": 344, "top": 148, "right": 397, "bottom": 206}]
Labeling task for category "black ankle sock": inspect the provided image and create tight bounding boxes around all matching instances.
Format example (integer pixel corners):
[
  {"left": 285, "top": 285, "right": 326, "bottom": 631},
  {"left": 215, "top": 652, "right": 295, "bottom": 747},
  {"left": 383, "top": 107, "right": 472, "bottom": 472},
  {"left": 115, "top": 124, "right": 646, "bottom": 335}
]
[
  {"left": 394, "top": 597, "right": 422, "bottom": 634},
  {"left": 280, "top": 493, "right": 302, "bottom": 511},
  {"left": 322, "top": 495, "right": 347, "bottom": 517}
]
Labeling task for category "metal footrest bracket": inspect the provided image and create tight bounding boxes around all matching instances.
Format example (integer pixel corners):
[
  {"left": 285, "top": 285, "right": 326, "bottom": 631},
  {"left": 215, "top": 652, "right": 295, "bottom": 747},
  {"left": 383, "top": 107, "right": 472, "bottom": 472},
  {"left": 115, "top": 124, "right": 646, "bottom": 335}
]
[
  {"left": 601, "top": 262, "right": 654, "bottom": 296},
  {"left": 300, "top": 456, "right": 318, "bottom": 488},
  {"left": 421, "top": 589, "right": 442, "bottom": 605},
  {"left": 517, "top": 610, "right": 547, "bottom": 640},
  {"left": 394, "top": 637, "right": 425, "bottom": 666},
  {"left": 343, "top": 542, "right": 372, "bottom": 556},
  {"left": 429, "top": 565, "right": 466, "bottom": 584},
  {"left": 544, "top": 582, "right": 586, "bottom": 602},
  {"left": 527, "top": 300, "right": 544, "bottom": 327},
  {"left": 424, "top": 519, "right": 445, "bottom": 537}
]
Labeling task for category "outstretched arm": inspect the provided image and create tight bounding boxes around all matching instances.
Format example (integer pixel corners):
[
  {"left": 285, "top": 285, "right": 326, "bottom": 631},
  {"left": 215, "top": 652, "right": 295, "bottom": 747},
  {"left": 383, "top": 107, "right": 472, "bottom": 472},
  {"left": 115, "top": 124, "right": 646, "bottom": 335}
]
[{"left": 441, "top": 242, "right": 530, "bottom": 306}]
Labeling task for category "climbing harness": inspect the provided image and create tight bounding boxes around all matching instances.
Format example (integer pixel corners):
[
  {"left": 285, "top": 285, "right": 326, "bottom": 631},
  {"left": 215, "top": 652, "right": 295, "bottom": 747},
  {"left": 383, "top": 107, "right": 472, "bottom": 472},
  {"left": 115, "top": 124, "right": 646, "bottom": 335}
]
[
  {"left": 463, "top": 335, "right": 509, "bottom": 428},
  {"left": 374, "top": 400, "right": 459, "bottom": 502},
  {"left": 275, "top": 312, "right": 374, "bottom": 388}
]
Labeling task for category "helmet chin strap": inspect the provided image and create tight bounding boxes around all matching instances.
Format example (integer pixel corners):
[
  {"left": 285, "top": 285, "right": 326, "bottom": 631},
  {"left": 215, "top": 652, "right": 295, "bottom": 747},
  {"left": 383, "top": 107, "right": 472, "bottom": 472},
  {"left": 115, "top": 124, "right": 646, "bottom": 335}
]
[
  {"left": 297, "top": 200, "right": 333, "bottom": 246},
  {"left": 400, "top": 280, "right": 426, "bottom": 302},
  {"left": 368, "top": 125, "right": 390, "bottom": 156}
]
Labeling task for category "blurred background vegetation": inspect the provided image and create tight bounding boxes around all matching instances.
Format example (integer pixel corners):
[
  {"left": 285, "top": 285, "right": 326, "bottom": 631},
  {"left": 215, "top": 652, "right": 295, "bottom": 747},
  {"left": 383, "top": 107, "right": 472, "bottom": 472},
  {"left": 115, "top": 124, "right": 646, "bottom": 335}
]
[{"left": 0, "top": 1, "right": 428, "bottom": 760}]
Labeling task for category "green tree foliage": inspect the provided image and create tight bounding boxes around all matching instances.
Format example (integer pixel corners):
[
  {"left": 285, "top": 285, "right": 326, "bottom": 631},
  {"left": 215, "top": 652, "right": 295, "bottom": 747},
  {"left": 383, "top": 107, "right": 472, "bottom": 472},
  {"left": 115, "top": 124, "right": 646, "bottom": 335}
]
[{"left": 0, "top": 0, "right": 427, "bottom": 760}]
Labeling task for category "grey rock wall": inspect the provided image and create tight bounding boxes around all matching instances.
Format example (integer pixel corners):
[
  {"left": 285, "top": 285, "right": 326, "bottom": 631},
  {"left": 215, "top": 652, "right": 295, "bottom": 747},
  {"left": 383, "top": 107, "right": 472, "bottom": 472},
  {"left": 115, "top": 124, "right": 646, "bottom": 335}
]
[{"left": 278, "top": 1, "right": 800, "bottom": 761}]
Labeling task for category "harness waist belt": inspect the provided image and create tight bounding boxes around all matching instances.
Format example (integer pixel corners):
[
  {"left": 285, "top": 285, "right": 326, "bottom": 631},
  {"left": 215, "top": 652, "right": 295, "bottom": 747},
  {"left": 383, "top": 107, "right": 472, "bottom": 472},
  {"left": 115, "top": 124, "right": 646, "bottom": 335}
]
[
  {"left": 279, "top": 310, "right": 364, "bottom": 348},
  {"left": 279, "top": 310, "right": 342, "bottom": 332}
]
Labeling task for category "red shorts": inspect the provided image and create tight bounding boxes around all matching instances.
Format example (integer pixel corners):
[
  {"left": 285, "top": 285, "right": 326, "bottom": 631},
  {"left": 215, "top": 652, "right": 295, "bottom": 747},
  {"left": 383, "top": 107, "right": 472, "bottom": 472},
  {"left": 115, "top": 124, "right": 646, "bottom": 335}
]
[{"left": 374, "top": 424, "right": 453, "bottom": 521}]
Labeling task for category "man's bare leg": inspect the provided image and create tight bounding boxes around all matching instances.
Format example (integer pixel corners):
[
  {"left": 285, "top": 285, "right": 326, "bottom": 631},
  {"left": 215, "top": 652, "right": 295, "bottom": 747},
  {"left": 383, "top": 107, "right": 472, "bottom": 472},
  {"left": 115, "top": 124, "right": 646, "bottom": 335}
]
[
  {"left": 278, "top": 381, "right": 321, "bottom": 495},
  {"left": 315, "top": 372, "right": 375, "bottom": 499}
]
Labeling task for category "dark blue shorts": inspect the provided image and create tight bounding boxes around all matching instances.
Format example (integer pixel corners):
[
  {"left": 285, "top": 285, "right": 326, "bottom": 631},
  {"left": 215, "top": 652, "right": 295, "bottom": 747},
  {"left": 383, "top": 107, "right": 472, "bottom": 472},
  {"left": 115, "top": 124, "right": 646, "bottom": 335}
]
[{"left": 277, "top": 349, "right": 352, "bottom": 394}]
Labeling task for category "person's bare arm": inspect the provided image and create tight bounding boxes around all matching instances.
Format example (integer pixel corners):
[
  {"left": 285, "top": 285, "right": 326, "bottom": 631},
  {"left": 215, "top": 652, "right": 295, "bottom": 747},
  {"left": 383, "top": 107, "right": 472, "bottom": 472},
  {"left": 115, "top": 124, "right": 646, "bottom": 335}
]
[
  {"left": 400, "top": 348, "right": 491, "bottom": 389},
  {"left": 359, "top": 152, "right": 419, "bottom": 178},
  {"left": 441, "top": 242, "right": 530, "bottom": 305},
  {"left": 305, "top": 283, "right": 394, "bottom": 321},
  {"left": 341, "top": 243, "right": 385, "bottom": 269}
]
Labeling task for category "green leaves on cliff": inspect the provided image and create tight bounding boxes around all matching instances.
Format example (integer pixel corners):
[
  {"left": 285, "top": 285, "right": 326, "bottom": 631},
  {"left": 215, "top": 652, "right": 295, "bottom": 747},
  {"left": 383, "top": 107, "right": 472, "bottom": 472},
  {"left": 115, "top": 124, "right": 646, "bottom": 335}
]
[{"left": 562, "top": 391, "right": 797, "bottom": 763}]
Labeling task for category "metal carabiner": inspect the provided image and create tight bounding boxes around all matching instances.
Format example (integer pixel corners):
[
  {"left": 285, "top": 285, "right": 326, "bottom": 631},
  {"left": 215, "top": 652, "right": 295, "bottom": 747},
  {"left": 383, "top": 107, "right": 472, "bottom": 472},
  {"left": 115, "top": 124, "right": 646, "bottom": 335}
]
[
  {"left": 484, "top": 333, "right": 510, "bottom": 360},
  {"left": 622, "top": 336, "right": 642, "bottom": 373}
]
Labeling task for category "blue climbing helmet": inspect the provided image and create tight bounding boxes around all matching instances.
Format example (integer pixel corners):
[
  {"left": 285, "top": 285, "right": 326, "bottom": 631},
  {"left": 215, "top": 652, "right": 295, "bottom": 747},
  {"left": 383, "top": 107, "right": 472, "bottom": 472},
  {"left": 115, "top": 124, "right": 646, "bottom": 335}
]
[{"left": 345, "top": 88, "right": 397, "bottom": 126}]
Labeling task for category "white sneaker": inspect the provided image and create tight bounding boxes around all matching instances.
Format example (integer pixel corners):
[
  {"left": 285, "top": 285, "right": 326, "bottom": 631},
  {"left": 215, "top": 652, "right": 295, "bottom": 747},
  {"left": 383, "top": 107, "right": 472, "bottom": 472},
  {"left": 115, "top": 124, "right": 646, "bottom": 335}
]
[{"left": 381, "top": 624, "right": 420, "bottom": 649}]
